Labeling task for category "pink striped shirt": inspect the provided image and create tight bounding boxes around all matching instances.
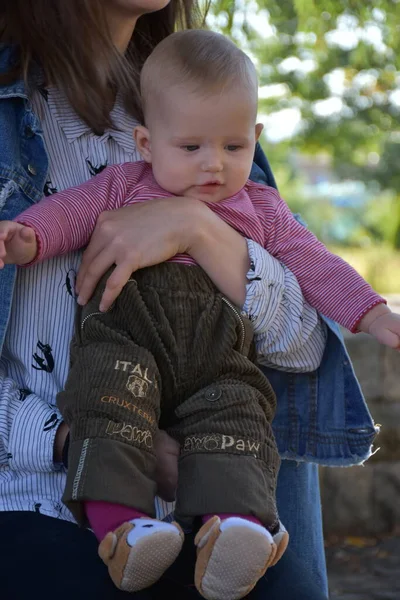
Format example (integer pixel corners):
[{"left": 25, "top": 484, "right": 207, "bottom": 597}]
[{"left": 18, "top": 161, "right": 384, "bottom": 332}]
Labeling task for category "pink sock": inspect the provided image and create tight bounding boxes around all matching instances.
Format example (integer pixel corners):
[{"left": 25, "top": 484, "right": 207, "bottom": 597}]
[
  {"left": 202, "top": 513, "right": 263, "bottom": 526},
  {"left": 85, "top": 500, "right": 148, "bottom": 541}
]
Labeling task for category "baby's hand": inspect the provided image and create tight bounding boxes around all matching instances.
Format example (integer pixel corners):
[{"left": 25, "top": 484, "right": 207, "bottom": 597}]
[
  {"left": 0, "top": 221, "right": 37, "bottom": 268},
  {"left": 359, "top": 304, "right": 400, "bottom": 349}
]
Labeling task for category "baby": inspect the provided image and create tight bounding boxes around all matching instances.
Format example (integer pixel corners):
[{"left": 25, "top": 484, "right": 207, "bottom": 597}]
[{"left": 0, "top": 29, "right": 398, "bottom": 600}]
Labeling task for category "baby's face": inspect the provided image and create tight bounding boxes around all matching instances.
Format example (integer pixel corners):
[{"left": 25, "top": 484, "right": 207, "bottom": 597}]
[{"left": 141, "top": 86, "right": 262, "bottom": 203}]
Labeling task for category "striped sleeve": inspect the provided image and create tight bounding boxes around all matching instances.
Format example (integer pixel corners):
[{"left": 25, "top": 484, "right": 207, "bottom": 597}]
[
  {"left": 154, "top": 497, "right": 176, "bottom": 522},
  {"left": 0, "top": 363, "right": 63, "bottom": 473},
  {"left": 253, "top": 186, "right": 385, "bottom": 332},
  {"left": 16, "top": 163, "right": 143, "bottom": 263},
  {"left": 244, "top": 240, "right": 327, "bottom": 372}
]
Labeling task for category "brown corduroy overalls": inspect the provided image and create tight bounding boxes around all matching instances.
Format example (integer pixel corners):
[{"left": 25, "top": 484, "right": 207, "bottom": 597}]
[{"left": 58, "top": 262, "right": 280, "bottom": 530}]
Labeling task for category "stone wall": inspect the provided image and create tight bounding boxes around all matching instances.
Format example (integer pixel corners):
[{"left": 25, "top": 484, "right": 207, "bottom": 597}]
[{"left": 320, "top": 298, "right": 400, "bottom": 537}]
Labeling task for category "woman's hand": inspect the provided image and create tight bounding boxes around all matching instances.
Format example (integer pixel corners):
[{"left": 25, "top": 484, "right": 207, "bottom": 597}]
[
  {"left": 76, "top": 197, "right": 249, "bottom": 311},
  {"left": 76, "top": 198, "right": 198, "bottom": 310},
  {"left": 53, "top": 422, "right": 69, "bottom": 463},
  {"left": 154, "top": 430, "right": 180, "bottom": 502}
]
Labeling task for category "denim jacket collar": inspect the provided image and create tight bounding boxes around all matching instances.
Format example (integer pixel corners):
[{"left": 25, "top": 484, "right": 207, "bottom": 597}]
[
  {"left": 0, "top": 78, "right": 26, "bottom": 99},
  {"left": 0, "top": 44, "right": 26, "bottom": 99}
]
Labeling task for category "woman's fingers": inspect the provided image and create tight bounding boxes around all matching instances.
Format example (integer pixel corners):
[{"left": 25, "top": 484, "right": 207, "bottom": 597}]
[
  {"left": 155, "top": 430, "right": 180, "bottom": 456},
  {"left": 75, "top": 242, "right": 101, "bottom": 296},
  {"left": 154, "top": 431, "right": 180, "bottom": 502},
  {"left": 75, "top": 212, "right": 114, "bottom": 294},
  {"left": 77, "top": 246, "right": 139, "bottom": 309},
  {"left": 77, "top": 247, "right": 115, "bottom": 305},
  {"left": 99, "top": 262, "right": 138, "bottom": 311}
]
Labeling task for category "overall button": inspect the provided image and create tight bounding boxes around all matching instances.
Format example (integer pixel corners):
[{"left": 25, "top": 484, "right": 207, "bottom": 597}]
[
  {"left": 27, "top": 164, "right": 37, "bottom": 176},
  {"left": 205, "top": 387, "right": 222, "bottom": 402}
]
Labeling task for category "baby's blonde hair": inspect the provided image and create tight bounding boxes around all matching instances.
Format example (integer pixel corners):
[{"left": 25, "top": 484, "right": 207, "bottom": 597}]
[{"left": 140, "top": 29, "right": 258, "bottom": 123}]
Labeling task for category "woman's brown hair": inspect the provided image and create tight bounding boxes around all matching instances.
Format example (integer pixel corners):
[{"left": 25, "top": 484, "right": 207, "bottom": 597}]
[{"left": 0, "top": 0, "right": 206, "bottom": 132}]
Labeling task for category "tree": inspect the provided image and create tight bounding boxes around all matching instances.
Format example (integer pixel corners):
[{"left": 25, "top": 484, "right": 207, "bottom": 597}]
[{"left": 209, "top": 0, "right": 400, "bottom": 246}]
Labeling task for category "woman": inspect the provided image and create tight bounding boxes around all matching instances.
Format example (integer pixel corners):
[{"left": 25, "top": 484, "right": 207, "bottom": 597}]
[{"left": 0, "top": 1, "right": 377, "bottom": 599}]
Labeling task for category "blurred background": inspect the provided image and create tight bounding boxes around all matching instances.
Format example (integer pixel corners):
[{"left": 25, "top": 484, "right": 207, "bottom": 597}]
[{"left": 207, "top": 2, "right": 400, "bottom": 598}]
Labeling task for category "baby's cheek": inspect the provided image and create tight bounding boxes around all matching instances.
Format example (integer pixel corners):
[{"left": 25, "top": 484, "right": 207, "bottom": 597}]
[{"left": 152, "top": 165, "right": 183, "bottom": 195}]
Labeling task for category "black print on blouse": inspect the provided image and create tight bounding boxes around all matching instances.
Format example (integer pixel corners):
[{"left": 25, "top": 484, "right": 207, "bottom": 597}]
[
  {"left": 33, "top": 503, "right": 42, "bottom": 513},
  {"left": 19, "top": 388, "right": 32, "bottom": 402},
  {"left": 44, "top": 180, "right": 58, "bottom": 196},
  {"left": 54, "top": 502, "right": 65, "bottom": 518},
  {"left": 7, "top": 453, "right": 12, "bottom": 459},
  {"left": 43, "top": 413, "right": 59, "bottom": 432},
  {"left": 63, "top": 268, "right": 77, "bottom": 298},
  {"left": 86, "top": 159, "right": 108, "bottom": 177},
  {"left": 32, "top": 341, "right": 55, "bottom": 373}
]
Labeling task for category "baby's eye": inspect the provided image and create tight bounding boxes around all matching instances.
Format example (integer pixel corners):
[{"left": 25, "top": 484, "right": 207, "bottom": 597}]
[
  {"left": 225, "top": 145, "right": 242, "bottom": 151},
  {"left": 182, "top": 145, "right": 200, "bottom": 152}
]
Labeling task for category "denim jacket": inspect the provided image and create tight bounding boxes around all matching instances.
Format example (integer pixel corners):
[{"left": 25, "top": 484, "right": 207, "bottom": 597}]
[{"left": 0, "top": 45, "right": 377, "bottom": 467}]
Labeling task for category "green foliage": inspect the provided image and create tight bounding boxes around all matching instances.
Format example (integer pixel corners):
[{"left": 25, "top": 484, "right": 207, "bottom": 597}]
[
  {"left": 208, "top": 0, "right": 400, "bottom": 249},
  {"left": 328, "top": 245, "right": 400, "bottom": 294}
]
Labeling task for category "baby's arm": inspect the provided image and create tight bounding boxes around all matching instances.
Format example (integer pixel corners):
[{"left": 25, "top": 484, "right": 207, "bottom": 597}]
[
  {"left": 260, "top": 188, "right": 400, "bottom": 348},
  {"left": 10, "top": 163, "right": 143, "bottom": 264}
]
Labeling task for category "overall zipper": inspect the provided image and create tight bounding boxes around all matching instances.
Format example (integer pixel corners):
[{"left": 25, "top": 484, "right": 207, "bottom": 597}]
[
  {"left": 80, "top": 279, "right": 134, "bottom": 330},
  {"left": 221, "top": 297, "right": 246, "bottom": 353},
  {"left": 81, "top": 304, "right": 114, "bottom": 330},
  {"left": 81, "top": 311, "right": 105, "bottom": 330}
]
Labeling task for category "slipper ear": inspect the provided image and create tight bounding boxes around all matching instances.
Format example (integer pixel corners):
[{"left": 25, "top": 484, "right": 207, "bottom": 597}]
[
  {"left": 270, "top": 522, "right": 289, "bottom": 566},
  {"left": 270, "top": 531, "right": 289, "bottom": 566},
  {"left": 98, "top": 531, "right": 118, "bottom": 563},
  {"left": 195, "top": 516, "right": 221, "bottom": 548},
  {"left": 194, "top": 517, "right": 223, "bottom": 592}
]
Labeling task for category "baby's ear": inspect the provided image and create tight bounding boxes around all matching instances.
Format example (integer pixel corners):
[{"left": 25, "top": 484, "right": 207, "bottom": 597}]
[
  {"left": 255, "top": 123, "right": 264, "bottom": 141},
  {"left": 134, "top": 126, "right": 152, "bottom": 162}
]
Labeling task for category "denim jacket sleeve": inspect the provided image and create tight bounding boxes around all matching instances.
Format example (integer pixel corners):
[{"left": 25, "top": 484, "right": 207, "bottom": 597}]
[
  {"left": 0, "top": 47, "right": 63, "bottom": 473},
  {"left": 249, "top": 143, "right": 378, "bottom": 466}
]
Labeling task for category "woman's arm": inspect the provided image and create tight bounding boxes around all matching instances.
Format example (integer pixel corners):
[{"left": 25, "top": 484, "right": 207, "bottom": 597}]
[
  {"left": 72, "top": 188, "right": 326, "bottom": 370},
  {"left": 76, "top": 198, "right": 250, "bottom": 311},
  {"left": 0, "top": 362, "right": 65, "bottom": 472},
  {"left": 244, "top": 240, "right": 327, "bottom": 372}
]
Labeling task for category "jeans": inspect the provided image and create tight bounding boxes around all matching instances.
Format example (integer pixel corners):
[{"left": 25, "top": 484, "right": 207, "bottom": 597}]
[
  {"left": 277, "top": 460, "right": 328, "bottom": 596},
  {"left": 0, "top": 511, "right": 328, "bottom": 600}
]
